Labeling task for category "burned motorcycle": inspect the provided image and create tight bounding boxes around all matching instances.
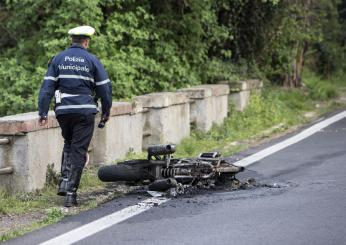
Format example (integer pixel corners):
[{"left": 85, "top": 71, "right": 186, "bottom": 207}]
[{"left": 98, "top": 144, "right": 244, "bottom": 195}]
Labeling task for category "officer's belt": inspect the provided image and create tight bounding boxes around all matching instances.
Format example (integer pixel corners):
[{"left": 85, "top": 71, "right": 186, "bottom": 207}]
[{"left": 61, "top": 93, "right": 92, "bottom": 98}]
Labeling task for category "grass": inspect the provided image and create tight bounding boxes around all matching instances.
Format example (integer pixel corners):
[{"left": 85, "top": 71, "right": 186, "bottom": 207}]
[
  {"left": 1, "top": 71, "right": 345, "bottom": 241},
  {"left": 0, "top": 222, "right": 44, "bottom": 242},
  {"left": 0, "top": 166, "right": 106, "bottom": 216},
  {"left": 0, "top": 207, "right": 65, "bottom": 242},
  {"left": 303, "top": 70, "right": 346, "bottom": 100},
  {"left": 0, "top": 166, "right": 117, "bottom": 241}
]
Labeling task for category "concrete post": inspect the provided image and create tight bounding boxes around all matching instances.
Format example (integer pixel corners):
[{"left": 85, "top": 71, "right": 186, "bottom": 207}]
[
  {"left": 226, "top": 79, "right": 263, "bottom": 111},
  {"left": 179, "top": 84, "right": 230, "bottom": 132},
  {"left": 134, "top": 92, "right": 190, "bottom": 148},
  {"left": 91, "top": 102, "right": 143, "bottom": 164}
]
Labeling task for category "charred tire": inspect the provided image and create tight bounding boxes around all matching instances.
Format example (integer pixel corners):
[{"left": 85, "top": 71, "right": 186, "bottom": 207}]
[{"left": 98, "top": 163, "right": 153, "bottom": 182}]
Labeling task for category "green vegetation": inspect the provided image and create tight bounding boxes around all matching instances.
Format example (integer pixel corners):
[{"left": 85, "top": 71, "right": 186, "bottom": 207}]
[
  {"left": 0, "top": 166, "right": 117, "bottom": 241},
  {"left": 0, "top": 0, "right": 345, "bottom": 116},
  {"left": 303, "top": 70, "right": 346, "bottom": 100},
  {"left": 1, "top": 207, "right": 67, "bottom": 241},
  {"left": 0, "top": 166, "right": 109, "bottom": 216},
  {"left": 0, "top": 222, "right": 44, "bottom": 242},
  {"left": 42, "top": 208, "right": 64, "bottom": 224}
]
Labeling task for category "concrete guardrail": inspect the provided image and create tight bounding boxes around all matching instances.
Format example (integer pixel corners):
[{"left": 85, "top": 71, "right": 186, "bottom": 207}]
[{"left": 0, "top": 80, "right": 262, "bottom": 193}]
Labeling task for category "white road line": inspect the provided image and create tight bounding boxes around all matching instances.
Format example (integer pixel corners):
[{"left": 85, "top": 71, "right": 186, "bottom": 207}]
[
  {"left": 39, "top": 197, "right": 169, "bottom": 245},
  {"left": 233, "top": 110, "right": 346, "bottom": 167},
  {"left": 39, "top": 110, "right": 346, "bottom": 245}
]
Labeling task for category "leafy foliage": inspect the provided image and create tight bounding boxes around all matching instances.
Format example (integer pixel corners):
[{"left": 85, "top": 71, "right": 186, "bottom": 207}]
[{"left": 0, "top": 0, "right": 344, "bottom": 116}]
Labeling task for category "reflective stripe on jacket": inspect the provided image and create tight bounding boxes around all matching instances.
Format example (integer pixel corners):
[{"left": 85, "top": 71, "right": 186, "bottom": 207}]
[{"left": 38, "top": 44, "right": 112, "bottom": 117}]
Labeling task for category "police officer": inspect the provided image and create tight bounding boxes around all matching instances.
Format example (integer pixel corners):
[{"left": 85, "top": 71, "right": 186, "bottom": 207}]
[{"left": 38, "top": 26, "right": 112, "bottom": 207}]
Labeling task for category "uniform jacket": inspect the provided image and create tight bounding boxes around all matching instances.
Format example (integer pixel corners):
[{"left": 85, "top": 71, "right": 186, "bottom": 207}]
[{"left": 38, "top": 44, "right": 112, "bottom": 117}]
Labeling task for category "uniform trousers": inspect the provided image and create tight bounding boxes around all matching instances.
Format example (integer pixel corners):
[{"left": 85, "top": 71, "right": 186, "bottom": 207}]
[{"left": 57, "top": 113, "right": 95, "bottom": 172}]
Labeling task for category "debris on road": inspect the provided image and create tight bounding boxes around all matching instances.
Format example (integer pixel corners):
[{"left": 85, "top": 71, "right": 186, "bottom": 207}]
[{"left": 147, "top": 191, "right": 163, "bottom": 197}]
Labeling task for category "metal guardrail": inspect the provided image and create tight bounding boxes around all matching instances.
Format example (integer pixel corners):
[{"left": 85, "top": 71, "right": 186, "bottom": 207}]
[
  {"left": 0, "top": 166, "right": 13, "bottom": 175},
  {"left": 0, "top": 138, "right": 10, "bottom": 145},
  {"left": 0, "top": 137, "right": 13, "bottom": 174}
]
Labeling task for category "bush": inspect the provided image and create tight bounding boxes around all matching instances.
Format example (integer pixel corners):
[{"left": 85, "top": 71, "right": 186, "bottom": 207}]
[
  {"left": 303, "top": 70, "right": 338, "bottom": 100},
  {"left": 0, "top": 0, "right": 234, "bottom": 116},
  {"left": 0, "top": 0, "right": 344, "bottom": 116}
]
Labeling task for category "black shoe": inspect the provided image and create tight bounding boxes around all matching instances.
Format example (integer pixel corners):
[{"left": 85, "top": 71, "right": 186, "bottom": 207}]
[
  {"left": 64, "top": 192, "right": 78, "bottom": 207},
  {"left": 64, "top": 165, "right": 83, "bottom": 207},
  {"left": 58, "top": 151, "right": 71, "bottom": 196},
  {"left": 57, "top": 179, "right": 68, "bottom": 196}
]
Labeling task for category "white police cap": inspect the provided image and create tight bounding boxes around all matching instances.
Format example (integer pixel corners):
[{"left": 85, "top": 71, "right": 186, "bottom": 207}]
[{"left": 68, "top": 26, "right": 95, "bottom": 37}]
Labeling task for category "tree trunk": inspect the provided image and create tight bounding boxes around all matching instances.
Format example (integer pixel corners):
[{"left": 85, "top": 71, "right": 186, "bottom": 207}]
[
  {"left": 283, "top": 0, "right": 311, "bottom": 88},
  {"left": 283, "top": 41, "right": 308, "bottom": 88}
]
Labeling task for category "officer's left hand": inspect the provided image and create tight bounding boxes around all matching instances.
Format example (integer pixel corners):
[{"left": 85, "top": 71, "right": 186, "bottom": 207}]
[
  {"left": 39, "top": 116, "right": 48, "bottom": 126},
  {"left": 102, "top": 115, "right": 109, "bottom": 123}
]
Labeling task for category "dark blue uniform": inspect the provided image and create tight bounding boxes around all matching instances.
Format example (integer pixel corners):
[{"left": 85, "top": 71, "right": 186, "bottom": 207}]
[
  {"left": 38, "top": 44, "right": 112, "bottom": 117},
  {"left": 38, "top": 44, "right": 112, "bottom": 203}
]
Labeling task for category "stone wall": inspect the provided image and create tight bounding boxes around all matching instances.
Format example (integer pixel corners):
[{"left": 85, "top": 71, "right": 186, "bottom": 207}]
[
  {"left": 179, "top": 84, "right": 229, "bottom": 132},
  {"left": 226, "top": 79, "right": 263, "bottom": 111},
  {"left": 135, "top": 92, "right": 190, "bottom": 148},
  {"left": 91, "top": 102, "right": 143, "bottom": 164},
  {"left": 0, "top": 80, "right": 261, "bottom": 193},
  {"left": 0, "top": 103, "right": 144, "bottom": 193},
  {"left": 0, "top": 112, "right": 63, "bottom": 192}
]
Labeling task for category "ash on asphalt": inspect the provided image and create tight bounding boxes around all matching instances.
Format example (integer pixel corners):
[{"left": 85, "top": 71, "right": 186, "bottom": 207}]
[{"left": 122, "top": 169, "right": 294, "bottom": 201}]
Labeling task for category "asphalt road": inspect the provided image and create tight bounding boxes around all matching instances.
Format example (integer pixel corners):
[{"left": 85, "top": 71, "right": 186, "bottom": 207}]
[{"left": 4, "top": 112, "right": 346, "bottom": 245}]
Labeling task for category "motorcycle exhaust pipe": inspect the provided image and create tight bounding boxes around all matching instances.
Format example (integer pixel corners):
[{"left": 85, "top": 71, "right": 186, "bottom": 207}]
[{"left": 148, "top": 178, "right": 178, "bottom": 192}]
